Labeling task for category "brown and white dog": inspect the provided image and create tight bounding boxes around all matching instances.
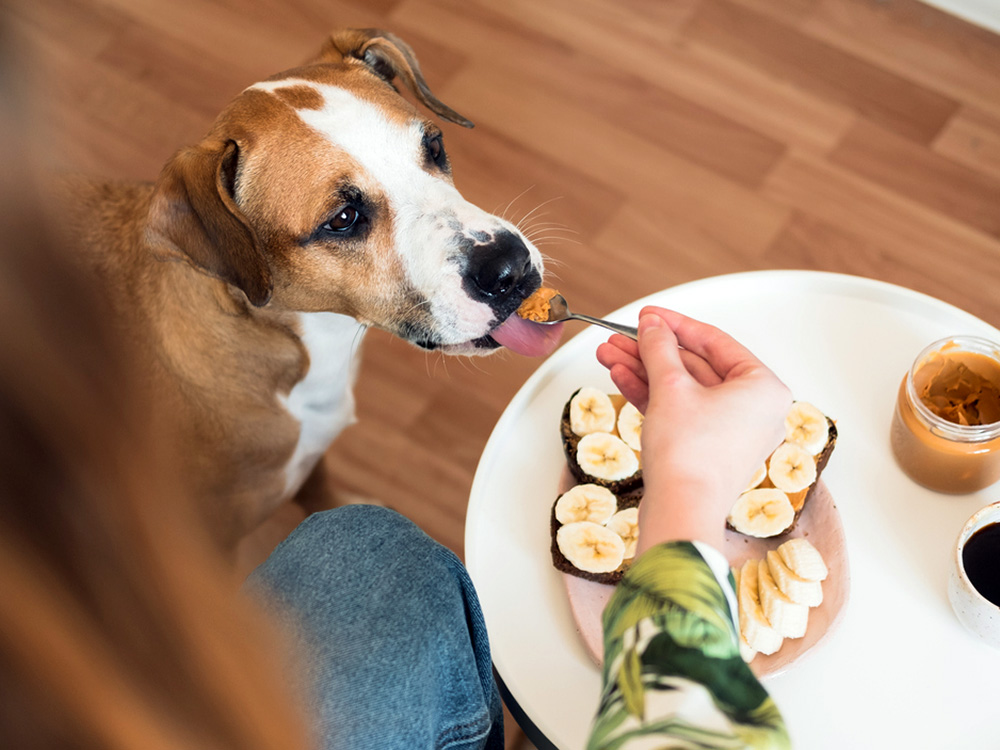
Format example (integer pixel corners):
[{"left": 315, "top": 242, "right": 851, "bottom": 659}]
[{"left": 67, "top": 29, "right": 561, "bottom": 549}]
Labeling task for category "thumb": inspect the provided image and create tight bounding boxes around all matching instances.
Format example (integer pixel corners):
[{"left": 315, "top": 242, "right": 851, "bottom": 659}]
[{"left": 637, "top": 311, "right": 684, "bottom": 382}]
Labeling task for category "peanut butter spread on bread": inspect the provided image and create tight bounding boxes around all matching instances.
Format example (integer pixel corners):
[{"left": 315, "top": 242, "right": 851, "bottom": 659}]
[{"left": 517, "top": 287, "right": 559, "bottom": 322}]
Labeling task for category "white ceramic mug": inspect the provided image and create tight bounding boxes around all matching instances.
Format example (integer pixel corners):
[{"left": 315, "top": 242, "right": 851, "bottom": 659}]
[{"left": 948, "top": 501, "right": 1000, "bottom": 647}]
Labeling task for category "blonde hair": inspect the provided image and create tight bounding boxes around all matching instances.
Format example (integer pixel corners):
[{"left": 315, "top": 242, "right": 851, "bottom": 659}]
[{"left": 0, "top": 10, "right": 312, "bottom": 749}]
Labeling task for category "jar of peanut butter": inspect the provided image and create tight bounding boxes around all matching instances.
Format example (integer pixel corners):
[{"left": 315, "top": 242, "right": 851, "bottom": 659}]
[{"left": 890, "top": 336, "right": 1000, "bottom": 494}]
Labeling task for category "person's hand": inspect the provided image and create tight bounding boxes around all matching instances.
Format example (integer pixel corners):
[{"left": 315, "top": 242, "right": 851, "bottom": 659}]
[{"left": 596, "top": 307, "right": 791, "bottom": 553}]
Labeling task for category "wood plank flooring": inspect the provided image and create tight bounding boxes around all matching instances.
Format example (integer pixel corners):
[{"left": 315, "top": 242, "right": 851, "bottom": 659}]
[{"left": 9, "top": 1, "right": 1000, "bottom": 744}]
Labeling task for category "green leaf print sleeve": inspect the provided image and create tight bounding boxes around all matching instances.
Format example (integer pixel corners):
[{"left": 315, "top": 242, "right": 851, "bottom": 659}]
[{"left": 587, "top": 541, "right": 790, "bottom": 750}]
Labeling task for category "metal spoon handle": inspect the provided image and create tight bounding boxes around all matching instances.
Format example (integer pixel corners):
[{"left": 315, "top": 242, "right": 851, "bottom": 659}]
[{"left": 568, "top": 313, "right": 639, "bottom": 341}]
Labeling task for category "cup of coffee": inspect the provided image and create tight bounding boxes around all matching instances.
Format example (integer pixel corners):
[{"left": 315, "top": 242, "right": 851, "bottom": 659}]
[{"left": 949, "top": 502, "right": 1000, "bottom": 647}]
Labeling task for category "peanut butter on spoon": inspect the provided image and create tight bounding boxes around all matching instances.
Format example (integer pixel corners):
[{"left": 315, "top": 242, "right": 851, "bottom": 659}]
[{"left": 517, "top": 286, "right": 560, "bottom": 323}]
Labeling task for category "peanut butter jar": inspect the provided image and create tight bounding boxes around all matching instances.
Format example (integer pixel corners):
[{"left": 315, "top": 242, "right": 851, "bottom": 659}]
[{"left": 890, "top": 336, "right": 1000, "bottom": 494}]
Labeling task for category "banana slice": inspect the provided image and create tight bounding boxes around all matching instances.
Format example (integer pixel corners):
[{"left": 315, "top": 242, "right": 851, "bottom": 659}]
[
  {"left": 778, "top": 538, "right": 828, "bottom": 582},
  {"left": 616, "top": 401, "right": 643, "bottom": 452},
  {"left": 728, "top": 488, "right": 795, "bottom": 538},
  {"left": 784, "top": 401, "right": 830, "bottom": 456},
  {"left": 606, "top": 507, "right": 639, "bottom": 558},
  {"left": 556, "top": 521, "right": 626, "bottom": 574},
  {"left": 757, "top": 559, "right": 809, "bottom": 639},
  {"left": 738, "top": 631, "right": 757, "bottom": 663},
  {"left": 569, "top": 387, "right": 616, "bottom": 436},
  {"left": 745, "top": 463, "right": 767, "bottom": 491},
  {"left": 554, "top": 484, "right": 618, "bottom": 525},
  {"left": 732, "top": 566, "right": 757, "bottom": 663},
  {"left": 767, "top": 442, "right": 817, "bottom": 493},
  {"left": 766, "top": 550, "right": 823, "bottom": 607},
  {"left": 576, "top": 432, "right": 640, "bottom": 481},
  {"left": 737, "top": 559, "right": 783, "bottom": 655}
]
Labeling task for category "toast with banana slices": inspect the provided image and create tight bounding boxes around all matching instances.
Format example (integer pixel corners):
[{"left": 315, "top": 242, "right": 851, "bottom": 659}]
[
  {"left": 549, "top": 483, "right": 641, "bottom": 584},
  {"left": 726, "top": 402, "right": 837, "bottom": 538},
  {"left": 559, "top": 387, "right": 644, "bottom": 500},
  {"left": 551, "top": 389, "right": 837, "bottom": 583},
  {"left": 552, "top": 387, "right": 644, "bottom": 584}
]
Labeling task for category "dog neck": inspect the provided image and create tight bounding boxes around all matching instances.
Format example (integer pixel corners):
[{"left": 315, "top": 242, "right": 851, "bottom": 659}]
[{"left": 276, "top": 310, "right": 366, "bottom": 498}]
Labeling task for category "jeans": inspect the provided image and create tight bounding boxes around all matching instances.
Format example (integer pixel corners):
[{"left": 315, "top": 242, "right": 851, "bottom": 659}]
[{"left": 245, "top": 505, "right": 504, "bottom": 750}]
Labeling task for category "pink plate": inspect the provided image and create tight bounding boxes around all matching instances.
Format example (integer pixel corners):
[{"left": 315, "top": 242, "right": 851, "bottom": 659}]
[{"left": 561, "top": 480, "right": 850, "bottom": 679}]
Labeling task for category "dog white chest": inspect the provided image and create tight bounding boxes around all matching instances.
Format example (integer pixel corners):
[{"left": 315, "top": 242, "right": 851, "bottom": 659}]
[{"left": 280, "top": 312, "right": 366, "bottom": 496}]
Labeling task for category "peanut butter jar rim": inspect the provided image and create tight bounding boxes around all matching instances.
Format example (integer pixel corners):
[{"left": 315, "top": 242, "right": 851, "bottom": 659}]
[{"left": 905, "top": 335, "right": 1000, "bottom": 442}]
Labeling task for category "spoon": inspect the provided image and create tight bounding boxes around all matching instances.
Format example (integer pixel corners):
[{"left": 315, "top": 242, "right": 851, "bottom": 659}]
[{"left": 541, "top": 294, "right": 638, "bottom": 340}]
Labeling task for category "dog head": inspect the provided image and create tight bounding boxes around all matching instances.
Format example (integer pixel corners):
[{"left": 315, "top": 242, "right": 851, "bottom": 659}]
[{"left": 146, "top": 28, "right": 557, "bottom": 356}]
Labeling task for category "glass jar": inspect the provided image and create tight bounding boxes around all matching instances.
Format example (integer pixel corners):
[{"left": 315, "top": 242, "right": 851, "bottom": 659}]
[{"left": 890, "top": 336, "right": 1000, "bottom": 494}]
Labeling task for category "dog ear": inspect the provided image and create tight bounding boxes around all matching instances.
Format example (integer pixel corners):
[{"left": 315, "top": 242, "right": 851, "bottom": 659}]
[
  {"left": 147, "top": 139, "right": 273, "bottom": 307},
  {"left": 312, "top": 28, "right": 474, "bottom": 129}
]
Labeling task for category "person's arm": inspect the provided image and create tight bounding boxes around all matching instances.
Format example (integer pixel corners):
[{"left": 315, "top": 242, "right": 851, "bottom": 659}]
[
  {"left": 588, "top": 541, "right": 788, "bottom": 749},
  {"left": 587, "top": 308, "right": 792, "bottom": 750}
]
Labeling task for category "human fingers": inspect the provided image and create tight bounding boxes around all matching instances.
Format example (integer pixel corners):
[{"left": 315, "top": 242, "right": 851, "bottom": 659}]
[
  {"left": 597, "top": 339, "right": 649, "bottom": 411},
  {"left": 607, "top": 333, "right": 639, "bottom": 359},
  {"left": 679, "top": 349, "right": 724, "bottom": 387},
  {"left": 608, "top": 364, "right": 649, "bottom": 413},
  {"left": 596, "top": 338, "right": 647, "bottom": 385},
  {"left": 636, "top": 310, "right": 687, "bottom": 386},
  {"left": 641, "top": 307, "right": 763, "bottom": 381},
  {"left": 601, "top": 322, "right": 720, "bottom": 388},
  {"left": 598, "top": 348, "right": 721, "bottom": 416},
  {"left": 596, "top": 337, "right": 642, "bottom": 374}
]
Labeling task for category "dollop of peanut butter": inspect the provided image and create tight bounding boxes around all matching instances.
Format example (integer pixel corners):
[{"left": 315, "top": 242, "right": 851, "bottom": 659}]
[
  {"left": 517, "top": 287, "right": 559, "bottom": 323},
  {"left": 914, "top": 348, "right": 1000, "bottom": 426}
]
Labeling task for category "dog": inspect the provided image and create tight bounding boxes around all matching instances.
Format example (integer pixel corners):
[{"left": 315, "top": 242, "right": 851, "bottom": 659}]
[{"left": 65, "top": 28, "right": 559, "bottom": 550}]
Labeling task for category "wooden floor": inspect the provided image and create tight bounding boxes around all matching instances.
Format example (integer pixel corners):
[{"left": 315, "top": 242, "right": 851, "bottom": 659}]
[{"left": 10, "top": 0, "right": 1000, "bottom": 745}]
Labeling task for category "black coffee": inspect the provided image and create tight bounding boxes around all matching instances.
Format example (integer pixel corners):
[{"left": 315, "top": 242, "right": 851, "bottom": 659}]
[{"left": 962, "top": 522, "right": 1000, "bottom": 607}]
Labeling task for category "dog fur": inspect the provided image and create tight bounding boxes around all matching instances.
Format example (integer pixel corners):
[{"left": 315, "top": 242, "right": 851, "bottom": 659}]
[{"left": 65, "top": 29, "right": 546, "bottom": 549}]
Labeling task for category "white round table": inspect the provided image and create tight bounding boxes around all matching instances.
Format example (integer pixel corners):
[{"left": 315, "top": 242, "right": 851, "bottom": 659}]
[{"left": 466, "top": 271, "right": 1000, "bottom": 749}]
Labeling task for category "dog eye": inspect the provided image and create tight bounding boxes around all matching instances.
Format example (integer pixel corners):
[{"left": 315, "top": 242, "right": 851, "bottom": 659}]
[
  {"left": 323, "top": 207, "right": 362, "bottom": 233},
  {"left": 424, "top": 133, "right": 447, "bottom": 168}
]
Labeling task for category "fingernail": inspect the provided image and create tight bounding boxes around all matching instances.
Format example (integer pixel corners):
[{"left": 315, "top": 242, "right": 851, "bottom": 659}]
[{"left": 639, "top": 313, "right": 662, "bottom": 333}]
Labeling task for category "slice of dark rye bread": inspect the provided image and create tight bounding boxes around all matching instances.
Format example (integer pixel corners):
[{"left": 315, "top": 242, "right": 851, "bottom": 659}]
[
  {"left": 725, "top": 418, "right": 838, "bottom": 536},
  {"left": 549, "top": 492, "right": 642, "bottom": 585},
  {"left": 559, "top": 389, "right": 643, "bottom": 501},
  {"left": 552, "top": 411, "right": 837, "bottom": 584},
  {"left": 553, "top": 388, "right": 643, "bottom": 585}
]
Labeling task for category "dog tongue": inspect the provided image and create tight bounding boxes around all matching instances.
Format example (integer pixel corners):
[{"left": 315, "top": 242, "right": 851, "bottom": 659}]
[{"left": 491, "top": 313, "right": 564, "bottom": 357}]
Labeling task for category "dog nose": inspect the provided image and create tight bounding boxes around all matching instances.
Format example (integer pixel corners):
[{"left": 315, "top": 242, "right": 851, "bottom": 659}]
[{"left": 466, "top": 231, "right": 532, "bottom": 301}]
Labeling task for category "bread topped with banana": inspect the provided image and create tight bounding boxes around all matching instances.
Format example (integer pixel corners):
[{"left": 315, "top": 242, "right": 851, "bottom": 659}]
[
  {"left": 726, "top": 401, "right": 837, "bottom": 538},
  {"left": 551, "top": 387, "right": 644, "bottom": 584},
  {"left": 549, "top": 484, "right": 640, "bottom": 584},
  {"left": 551, "top": 388, "right": 836, "bottom": 584},
  {"left": 559, "top": 387, "right": 643, "bottom": 499}
]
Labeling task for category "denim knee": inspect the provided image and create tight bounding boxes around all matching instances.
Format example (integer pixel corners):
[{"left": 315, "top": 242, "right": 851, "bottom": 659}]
[
  {"left": 252, "top": 505, "right": 466, "bottom": 609},
  {"left": 245, "top": 505, "right": 503, "bottom": 750}
]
